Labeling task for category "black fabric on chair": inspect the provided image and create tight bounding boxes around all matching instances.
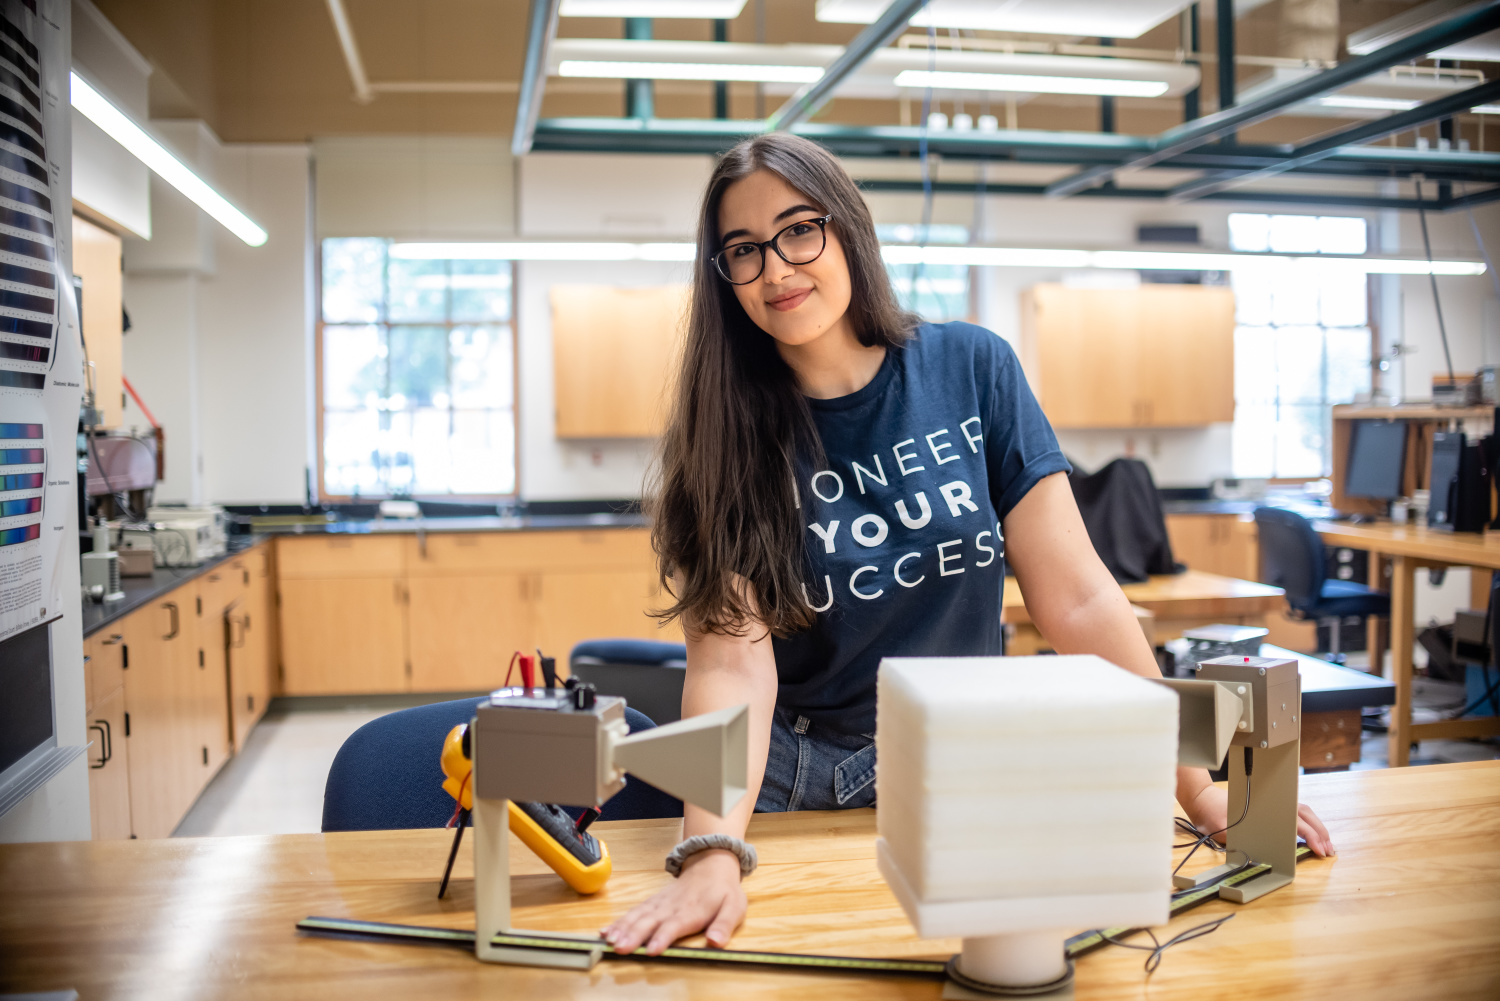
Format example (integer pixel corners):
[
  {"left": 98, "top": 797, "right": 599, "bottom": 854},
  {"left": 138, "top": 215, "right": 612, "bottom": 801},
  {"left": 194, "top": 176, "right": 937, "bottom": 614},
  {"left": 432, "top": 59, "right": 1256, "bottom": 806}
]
[
  {"left": 321, "top": 698, "right": 682, "bottom": 832},
  {"left": 1068, "top": 458, "right": 1183, "bottom": 584},
  {"left": 1253, "top": 507, "right": 1390, "bottom": 655},
  {"left": 571, "top": 639, "right": 688, "bottom": 725}
]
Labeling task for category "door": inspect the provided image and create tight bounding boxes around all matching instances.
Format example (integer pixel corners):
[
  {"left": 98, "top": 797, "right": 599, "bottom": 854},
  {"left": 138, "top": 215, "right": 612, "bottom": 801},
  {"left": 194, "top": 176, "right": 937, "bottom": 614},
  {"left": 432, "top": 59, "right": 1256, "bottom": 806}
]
[
  {"left": 279, "top": 577, "right": 409, "bottom": 694},
  {"left": 86, "top": 686, "right": 132, "bottom": 840},
  {"left": 406, "top": 574, "right": 534, "bottom": 692},
  {"left": 1030, "top": 285, "right": 1142, "bottom": 428},
  {"left": 532, "top": 570, "right": 682, "bottom": 664}
]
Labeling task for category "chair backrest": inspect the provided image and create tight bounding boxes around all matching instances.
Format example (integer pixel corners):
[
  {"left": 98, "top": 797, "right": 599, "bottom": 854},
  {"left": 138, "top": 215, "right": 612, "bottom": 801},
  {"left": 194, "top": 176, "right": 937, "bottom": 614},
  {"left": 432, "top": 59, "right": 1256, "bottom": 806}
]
[
  {"left": 1252, "top": 507, "right": 1326, "bottom": 613},
  {"left": 1068, "top": 457, "right": 1182, "bottom": 583},
  {"left": 321, "top": 697, "right": 680, "bottom": 831},
  {"left": 570, "top": 639, "right": 688, "bottom": 725}
]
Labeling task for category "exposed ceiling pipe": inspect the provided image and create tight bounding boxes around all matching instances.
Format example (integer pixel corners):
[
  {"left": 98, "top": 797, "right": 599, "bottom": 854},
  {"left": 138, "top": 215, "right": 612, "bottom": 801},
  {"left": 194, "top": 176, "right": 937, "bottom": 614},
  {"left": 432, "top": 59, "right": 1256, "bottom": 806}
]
[
  {"left": 514, "top": 0, "right": 564, "bottom": 156},
  {"left": 1043, "top": 1, "right": 1500, "bottom": 198},
  {"left": 1169, "top": 75, "right": 1500, "bottom": 200},
  {"left": 528, "top": 116, "right": 1500, "bottom": 185},
  {"left": 767, "top": 0, "right": 929, "bottom": 131},
  {"left": 324, "top": 0, "right": 374, "bottom": 104}
]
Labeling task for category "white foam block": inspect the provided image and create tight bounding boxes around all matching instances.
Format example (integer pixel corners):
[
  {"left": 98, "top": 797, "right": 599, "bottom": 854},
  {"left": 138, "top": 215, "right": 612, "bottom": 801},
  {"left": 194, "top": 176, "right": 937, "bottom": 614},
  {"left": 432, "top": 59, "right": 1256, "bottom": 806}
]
[{"left": 876, "top": 655, "right": 1177, "bottom": 936}]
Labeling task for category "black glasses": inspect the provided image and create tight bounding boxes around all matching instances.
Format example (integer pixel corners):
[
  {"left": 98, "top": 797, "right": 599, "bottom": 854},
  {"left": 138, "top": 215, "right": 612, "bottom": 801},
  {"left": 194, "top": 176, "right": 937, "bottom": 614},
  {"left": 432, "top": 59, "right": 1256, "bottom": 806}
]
[{"left": 711, "top": 214, "right": 832, "bottom": 285}]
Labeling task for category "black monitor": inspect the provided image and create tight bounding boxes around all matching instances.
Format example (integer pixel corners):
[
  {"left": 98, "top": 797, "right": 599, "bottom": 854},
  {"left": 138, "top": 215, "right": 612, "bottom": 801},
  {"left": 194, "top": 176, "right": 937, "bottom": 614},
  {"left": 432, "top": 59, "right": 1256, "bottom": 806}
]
[{"left": 1345, "top": 420, "right": 1407, "bottom": 501}]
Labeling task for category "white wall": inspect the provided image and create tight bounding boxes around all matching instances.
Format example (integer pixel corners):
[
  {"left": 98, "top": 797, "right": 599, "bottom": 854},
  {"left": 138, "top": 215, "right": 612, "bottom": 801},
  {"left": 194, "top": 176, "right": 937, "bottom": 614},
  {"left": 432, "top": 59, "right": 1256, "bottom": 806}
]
[{"left": 122, "top": 129, "right": 313, "bottom": 506}]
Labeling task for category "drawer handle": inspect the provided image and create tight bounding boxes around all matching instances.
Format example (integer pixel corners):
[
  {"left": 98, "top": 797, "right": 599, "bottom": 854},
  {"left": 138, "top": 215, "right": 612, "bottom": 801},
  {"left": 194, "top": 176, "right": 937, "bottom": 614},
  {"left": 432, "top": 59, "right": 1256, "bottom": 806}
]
[
  {"left": 102, "top": 633, "right": 123, "bottom": 646},
  {"left": 163, "top": 602, "right": 180, "bottom": 640},
  {"left": 89, "top": 719, "right": 112, "bottom": 767}
]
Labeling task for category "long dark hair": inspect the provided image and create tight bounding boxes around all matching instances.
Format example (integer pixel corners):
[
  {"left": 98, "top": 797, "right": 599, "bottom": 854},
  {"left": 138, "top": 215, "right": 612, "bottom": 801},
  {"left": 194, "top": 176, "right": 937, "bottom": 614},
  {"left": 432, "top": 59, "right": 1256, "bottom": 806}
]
[{"left": 648, "top": 133, "right": 918, "bottom": 637}]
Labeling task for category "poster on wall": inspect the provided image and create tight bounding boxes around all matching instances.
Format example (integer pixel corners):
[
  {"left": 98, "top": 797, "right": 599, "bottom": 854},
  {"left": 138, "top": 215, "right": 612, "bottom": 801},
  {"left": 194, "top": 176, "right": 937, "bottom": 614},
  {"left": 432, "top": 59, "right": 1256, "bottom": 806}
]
[{"left": 0, "top": 0, "right": 77, "bottom": 648}]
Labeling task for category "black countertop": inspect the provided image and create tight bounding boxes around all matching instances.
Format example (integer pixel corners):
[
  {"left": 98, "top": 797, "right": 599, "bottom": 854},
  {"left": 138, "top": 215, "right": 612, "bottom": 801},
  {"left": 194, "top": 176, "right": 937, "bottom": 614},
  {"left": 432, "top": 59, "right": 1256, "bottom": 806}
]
[{"left": 81, "top": 537, "right": 269, "bottom": 637}]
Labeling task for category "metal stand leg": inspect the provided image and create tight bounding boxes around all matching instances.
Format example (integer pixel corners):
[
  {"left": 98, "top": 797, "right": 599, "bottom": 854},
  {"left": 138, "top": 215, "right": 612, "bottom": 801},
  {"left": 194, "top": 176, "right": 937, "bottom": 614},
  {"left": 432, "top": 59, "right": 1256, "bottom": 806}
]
[{"left": 1219, "top": 717, "right": 1301, "bottom": 904}]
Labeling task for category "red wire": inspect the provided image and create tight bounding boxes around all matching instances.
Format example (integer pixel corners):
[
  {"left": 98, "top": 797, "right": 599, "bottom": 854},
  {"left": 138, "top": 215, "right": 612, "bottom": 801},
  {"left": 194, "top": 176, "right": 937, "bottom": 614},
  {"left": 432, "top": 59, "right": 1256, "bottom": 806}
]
[
  {"left": 502, "top": 650, "right": 519, "bottom": 688},
  {"left": 121, "top": 375, "right": 160, "bottom": 428},
  {"left": 445, "top": 770, "right": 471, "bottom": 829}
]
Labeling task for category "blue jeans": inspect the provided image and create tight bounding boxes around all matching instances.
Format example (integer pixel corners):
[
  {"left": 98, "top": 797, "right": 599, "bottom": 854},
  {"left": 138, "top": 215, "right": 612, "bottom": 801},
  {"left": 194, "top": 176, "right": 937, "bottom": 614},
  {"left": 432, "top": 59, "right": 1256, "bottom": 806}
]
[{"left": 755, "top": 707, "right": 877, "bottom": 812}]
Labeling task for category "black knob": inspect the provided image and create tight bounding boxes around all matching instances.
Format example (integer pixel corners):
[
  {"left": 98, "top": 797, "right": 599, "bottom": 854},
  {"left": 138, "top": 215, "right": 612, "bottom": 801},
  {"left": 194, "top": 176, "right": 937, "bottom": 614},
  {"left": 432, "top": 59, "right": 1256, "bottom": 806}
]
[{"left": 573, "top": 683, "right": 596, "bottom": 710}]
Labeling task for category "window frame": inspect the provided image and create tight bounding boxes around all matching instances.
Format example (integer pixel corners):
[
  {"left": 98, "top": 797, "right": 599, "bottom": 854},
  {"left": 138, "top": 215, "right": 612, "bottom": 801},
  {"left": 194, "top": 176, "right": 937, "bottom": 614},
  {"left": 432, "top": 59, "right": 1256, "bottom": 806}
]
[{"left": 314, "top": 242, "right": 521, "bottom": 503}]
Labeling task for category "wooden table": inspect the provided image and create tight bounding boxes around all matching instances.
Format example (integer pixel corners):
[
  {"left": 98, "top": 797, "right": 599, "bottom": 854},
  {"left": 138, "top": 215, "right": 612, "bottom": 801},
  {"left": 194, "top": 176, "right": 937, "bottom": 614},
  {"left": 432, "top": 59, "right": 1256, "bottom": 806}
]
[
  {"left": 4, "top": 762, "right": 1496, "bottom": 1000},
  {"left": 1314, "top": 521, "right": 1500, "bottom": 766},
  {"left": 1003, "top": 569, "right": 1286, "bottom": 654}
]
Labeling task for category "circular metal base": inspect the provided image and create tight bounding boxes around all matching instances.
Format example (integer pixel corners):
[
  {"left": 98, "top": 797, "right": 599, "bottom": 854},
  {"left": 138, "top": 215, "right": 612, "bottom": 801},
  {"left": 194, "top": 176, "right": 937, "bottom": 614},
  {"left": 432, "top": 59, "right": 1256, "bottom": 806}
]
[{"left": 944, "top": 955, "right": 1075, "bottom": 997}]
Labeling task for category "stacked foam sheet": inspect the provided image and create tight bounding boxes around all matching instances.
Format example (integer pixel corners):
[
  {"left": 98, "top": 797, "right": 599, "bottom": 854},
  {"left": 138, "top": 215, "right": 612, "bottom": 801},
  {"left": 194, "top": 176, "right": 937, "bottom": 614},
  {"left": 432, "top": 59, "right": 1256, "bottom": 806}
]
[{"left": 875, "top": 655, "right": 1178, "bottom": 938}]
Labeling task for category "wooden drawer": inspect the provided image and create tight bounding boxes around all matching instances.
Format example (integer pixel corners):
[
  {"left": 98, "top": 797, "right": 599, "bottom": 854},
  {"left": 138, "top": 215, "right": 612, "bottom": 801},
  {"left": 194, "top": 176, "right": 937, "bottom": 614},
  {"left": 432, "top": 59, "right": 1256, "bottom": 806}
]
[
  {"left": 86, "top": 629, "right": 128, "bottom": 711},
  {"left": 404, "top": 529, "right": 654, "bottom": 575},
  {"left": 276, "top": 534, "right": 406, "bottom": 578},
  {"left": 198, "top": 561, "right": 247, "bottom": 616}
]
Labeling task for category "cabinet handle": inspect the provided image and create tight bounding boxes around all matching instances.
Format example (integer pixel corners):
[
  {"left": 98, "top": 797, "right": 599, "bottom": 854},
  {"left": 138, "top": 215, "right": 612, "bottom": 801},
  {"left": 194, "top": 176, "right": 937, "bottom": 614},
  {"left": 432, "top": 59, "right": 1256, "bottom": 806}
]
[
  {"left": 124, "top": 712, "right": 130, "bottom": 737},
  {"left": 243, "top": 569, "right": 250, "bottom": 585},
  {"left": 89, "top": 723, "right": 107, "bottom": 768},
  {"left": 230, "top": 616, "right": 247, "bottom": 649},
  {"left": 122, "top": 644, "right": 129, "bottom": 669},
  {"left": 102, "top": 633, "right": 123, "bottom": 645},
  {"left": 163, "top": 602, "right": 180, "bottom": 640}
]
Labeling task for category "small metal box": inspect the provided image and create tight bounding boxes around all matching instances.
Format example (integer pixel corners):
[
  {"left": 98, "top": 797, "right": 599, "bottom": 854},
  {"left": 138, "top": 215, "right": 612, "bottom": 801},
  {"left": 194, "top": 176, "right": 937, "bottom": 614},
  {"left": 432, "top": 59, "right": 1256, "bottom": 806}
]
[
  {"left": 1195, "top": 655, "right": 1300, "bottom": 749},
  {"left": 472, "top": 688, "right": 627, "bottom": 805}
]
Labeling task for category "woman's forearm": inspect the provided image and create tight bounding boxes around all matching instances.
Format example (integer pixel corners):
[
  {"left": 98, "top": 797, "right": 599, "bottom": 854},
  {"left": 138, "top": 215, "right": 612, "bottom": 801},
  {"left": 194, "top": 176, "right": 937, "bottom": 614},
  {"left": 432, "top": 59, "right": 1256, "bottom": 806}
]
[{"left": 679, "top": 626, "right": 779, "bottom": 843}]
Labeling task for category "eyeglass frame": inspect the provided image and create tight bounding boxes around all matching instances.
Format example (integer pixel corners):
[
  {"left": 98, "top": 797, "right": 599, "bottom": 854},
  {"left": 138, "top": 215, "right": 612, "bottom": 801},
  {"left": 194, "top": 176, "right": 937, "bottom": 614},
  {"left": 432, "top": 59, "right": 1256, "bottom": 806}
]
[{"left": 710, "top": 213, "right": 834, "bottom": 285}]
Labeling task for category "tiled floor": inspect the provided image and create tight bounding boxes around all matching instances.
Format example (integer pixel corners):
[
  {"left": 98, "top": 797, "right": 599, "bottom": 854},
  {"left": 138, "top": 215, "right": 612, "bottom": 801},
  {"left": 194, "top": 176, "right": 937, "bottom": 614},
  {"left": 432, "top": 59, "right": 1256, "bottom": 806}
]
[
  {"left": 174, "top": 694, "right": 480, "bottom": 837},
  {"left": 176, "top": 675, "right": 1500, "bottom": 838}
]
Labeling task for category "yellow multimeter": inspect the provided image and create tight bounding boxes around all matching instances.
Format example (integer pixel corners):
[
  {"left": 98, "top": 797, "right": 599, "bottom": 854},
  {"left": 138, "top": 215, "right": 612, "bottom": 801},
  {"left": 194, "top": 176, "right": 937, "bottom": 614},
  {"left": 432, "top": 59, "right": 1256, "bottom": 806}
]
[{"left": 440, "top": 723, "right": 612, "bottom": 896}]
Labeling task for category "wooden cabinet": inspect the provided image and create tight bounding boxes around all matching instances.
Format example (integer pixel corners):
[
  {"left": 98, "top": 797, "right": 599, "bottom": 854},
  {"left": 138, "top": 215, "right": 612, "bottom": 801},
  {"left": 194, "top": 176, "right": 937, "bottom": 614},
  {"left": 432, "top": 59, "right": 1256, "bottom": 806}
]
[
  {"left": 406, "top": 574, "right": 532, "bottom": 691},
  {"left": 533, "top": 570, "right": 672, "bottom": 661},
  {"left": 84, "top": 631, "right": 131, "bottom": 840},
  {"left": 1165, "top": 513, "right": 1260, "bottom": 580},
  {"left": 227, "top": 548, "right": 276, "bottom": 751},
  {"left": 121, "top": 596, "right": 200, "bottom": 840},
  {"left": 72, "top": 215, "right": 124, "bottom": 428},
  {"left": 279, "top": 578, "right": 409, "bottom": 694},
  {"left": 278, "top": 535, "right": 408, "bottom": 695},
  {"left": 1021, "top": 284, "right": 1235, "bottom": 429},
  {"left": 551, "top": 284, "right": 685, "bottom": 438}
]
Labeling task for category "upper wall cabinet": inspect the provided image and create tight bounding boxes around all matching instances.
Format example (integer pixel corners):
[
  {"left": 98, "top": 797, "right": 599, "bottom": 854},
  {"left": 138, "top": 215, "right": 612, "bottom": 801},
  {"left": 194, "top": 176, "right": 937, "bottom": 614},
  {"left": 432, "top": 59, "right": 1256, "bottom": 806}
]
[
  {"left": 1020, "top": 284, "right": 1235, "bottom": 429},
  {"left": 551, "top": 285, "right": 686, "bottom": 439}
]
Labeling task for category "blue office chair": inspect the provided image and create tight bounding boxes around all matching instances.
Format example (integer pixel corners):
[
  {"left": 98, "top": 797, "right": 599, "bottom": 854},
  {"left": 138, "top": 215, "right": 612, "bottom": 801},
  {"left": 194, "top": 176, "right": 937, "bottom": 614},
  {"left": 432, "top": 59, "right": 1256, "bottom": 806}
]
[
  {"left": 570, "top": 639, "right": 689, "bottom": 725},
  {"left": 321, "top": 696, "right": 682, "bottom": 832},
  {"left": 1253, "top": 507, "right": 1390, "bottom": 664}
]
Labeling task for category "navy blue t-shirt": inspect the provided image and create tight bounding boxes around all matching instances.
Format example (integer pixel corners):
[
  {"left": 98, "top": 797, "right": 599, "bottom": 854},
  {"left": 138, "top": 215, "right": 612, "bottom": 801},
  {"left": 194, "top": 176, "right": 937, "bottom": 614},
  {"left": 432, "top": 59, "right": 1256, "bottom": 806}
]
[{"left": 772, "top": 321, "right": 1070, "bottom": 733}]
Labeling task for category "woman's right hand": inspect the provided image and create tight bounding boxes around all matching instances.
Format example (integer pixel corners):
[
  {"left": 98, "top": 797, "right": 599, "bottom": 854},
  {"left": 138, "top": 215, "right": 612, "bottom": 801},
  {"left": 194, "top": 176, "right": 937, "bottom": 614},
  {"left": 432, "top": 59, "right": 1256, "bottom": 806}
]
[{"left": 602, "top": 849, "right": 747, "bottom": 954}]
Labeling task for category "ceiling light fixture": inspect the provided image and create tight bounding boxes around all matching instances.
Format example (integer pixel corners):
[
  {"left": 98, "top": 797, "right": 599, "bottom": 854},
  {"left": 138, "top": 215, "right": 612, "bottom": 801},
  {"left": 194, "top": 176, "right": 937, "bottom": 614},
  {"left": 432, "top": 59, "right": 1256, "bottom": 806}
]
[
  {"left": 816, "top": 0, "right": 1197, "bottom": 40},
  {"left": 558, "top": 60, "right": 824, "bottom": 83},
  {"left": 391, "top": 242, "right": 1484, "bottom": 276},
  {"left": 1472, "top": 104, "right": 1500, "bottom": 114},
  {"left": 560, "top": 0, "right": 749, "bottom": 16},
  {"left": 894, "top": 69, "right": 1170, "bottom": 98},
  {"left": 70, "top": 73, "right": 268, "bottom": 247},
  {"left": 1318, "top": 94, "right": 1423, "bottom": 112}
]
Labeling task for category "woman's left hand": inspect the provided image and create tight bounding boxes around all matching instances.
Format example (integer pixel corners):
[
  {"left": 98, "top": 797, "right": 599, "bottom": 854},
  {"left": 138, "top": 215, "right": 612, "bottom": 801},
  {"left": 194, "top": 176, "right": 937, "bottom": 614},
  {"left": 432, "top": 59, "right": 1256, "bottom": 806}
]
[{"left": 1183, "top": 783, "right": 1336, "bottom": 858}]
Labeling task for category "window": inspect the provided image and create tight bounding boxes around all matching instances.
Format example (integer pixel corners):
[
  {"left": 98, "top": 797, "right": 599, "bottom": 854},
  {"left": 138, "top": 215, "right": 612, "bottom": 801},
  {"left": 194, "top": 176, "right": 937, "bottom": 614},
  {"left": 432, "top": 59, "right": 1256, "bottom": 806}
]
[
  {"left": 877, "top": 223, "right": 972, "bottom": 321},
  {"left": 1227, "top": 214, "right": 1372, "bottom": 479},
  {"left": 319, "top": 239, "right": 517, "bottom": 498}
]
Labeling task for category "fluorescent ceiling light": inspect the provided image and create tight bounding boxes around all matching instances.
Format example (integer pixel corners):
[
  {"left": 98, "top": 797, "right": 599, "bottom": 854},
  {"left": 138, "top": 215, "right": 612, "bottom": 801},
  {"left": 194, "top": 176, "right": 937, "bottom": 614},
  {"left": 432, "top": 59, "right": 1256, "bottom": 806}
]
[
  {"left": 558, "top": 60, "right": 823, "bottom": 83},
  {"left": 816, "top": 0, "right": 1196, "bottom": 40},
  {"left": 894, "top": 69, "right": 1170, "bottom": 98},
  {"left": 1473, "top": 104, "right": 1500, "bottom": 114},
  {"left": 1318, "top": 94, "right": 1422, "bottom": 112},
  {"left": 561, "top": 0, "right": 748, "bottom": 16},
  {"left": 69, "top": 73, "right": 267, "bottom": 247},
  {"left": 391, "top": 242, "right": 1483, "bottom": 276}
]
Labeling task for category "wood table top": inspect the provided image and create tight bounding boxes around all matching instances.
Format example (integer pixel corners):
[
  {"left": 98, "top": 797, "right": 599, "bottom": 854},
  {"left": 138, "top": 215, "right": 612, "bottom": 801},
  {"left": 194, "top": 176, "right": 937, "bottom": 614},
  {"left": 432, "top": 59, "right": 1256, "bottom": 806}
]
[
  {"left": 3, "top": 761, "right": 1497, "bottom": 1000},
  {"left": 1313, "top": 521, "right": 1500, "bottom": 570},
  {"left": 1003, "top": 569, "right": 1286, "bottom": 625}
]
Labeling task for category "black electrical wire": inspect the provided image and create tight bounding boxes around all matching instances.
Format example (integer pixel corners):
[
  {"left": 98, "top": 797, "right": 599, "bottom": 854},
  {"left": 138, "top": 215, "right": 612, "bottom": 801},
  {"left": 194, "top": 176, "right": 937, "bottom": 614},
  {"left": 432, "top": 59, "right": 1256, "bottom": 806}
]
[
  {"left": 1100, "top": 913, "right": 1237, "bottom": 974},
  {"left": 1413, "top": 178, "right": 1455, "bottom": 384},
  {"left": 1173, "top": 756, "right": 1252, "bottom": 877}
]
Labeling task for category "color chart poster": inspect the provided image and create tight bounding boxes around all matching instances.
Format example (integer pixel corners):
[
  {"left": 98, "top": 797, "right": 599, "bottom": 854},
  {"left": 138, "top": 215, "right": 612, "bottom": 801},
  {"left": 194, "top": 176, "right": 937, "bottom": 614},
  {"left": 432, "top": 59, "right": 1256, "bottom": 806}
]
[{"left": 0, "top": 0, "right": 78, "bottom": 643}]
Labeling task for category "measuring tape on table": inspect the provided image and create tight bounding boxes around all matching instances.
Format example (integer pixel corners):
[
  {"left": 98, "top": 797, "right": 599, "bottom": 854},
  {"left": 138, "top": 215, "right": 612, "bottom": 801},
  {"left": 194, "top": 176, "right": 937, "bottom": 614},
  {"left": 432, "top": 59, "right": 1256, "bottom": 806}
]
[{"left": 298, "top": 846, "right": 1312, "bottom": 980}]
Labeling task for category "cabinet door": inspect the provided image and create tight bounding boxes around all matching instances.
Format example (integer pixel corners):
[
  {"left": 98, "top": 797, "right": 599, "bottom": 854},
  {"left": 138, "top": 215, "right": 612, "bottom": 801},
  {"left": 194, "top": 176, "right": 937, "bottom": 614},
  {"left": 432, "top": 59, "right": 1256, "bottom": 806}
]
[
  {"left": 1164, "top": 514, "right": 1217, "bottom": 573},
  {"left": 533, "top": 570, "right": 683, "bottom": 664},
  {"left": 1135, "top": 286, "right": 1235, "bottom": 427},
  {"left": 407, "top": 574, "right": 534, "bottom": 692},
  {"left": 91, "top": 630, "right": 127, "bottom": 709},
  {"left": 279, "top": 577, "right": 409, "bottom": 694},
  {"left": 86, "top": 686, "right": 132, "bottom": 840},
  {"left": 121, "top": 597, "right": 197, "bottom": 839},
  {"left": 194, "top": 593, "right": 232, "bottom": 778},
  {"left": 227, "top": 558, "right": 274, "bottom": 751},
  {"left": 1030, "top": 285, "right": 1141, "bottom": 429}
]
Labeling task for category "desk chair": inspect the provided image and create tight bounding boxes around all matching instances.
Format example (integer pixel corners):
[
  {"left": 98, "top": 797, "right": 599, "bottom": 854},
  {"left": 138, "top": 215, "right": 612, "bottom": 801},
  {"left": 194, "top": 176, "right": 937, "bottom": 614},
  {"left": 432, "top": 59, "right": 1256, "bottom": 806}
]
[
  {"left": 570, "top": 639, "right": 688, "bottom": 725},
  {"left": 321, "top": 697, "right": 682, "bottom": 832},
  {"left": 1253, "top": 507, "right": 1390, "bottom": 667}
]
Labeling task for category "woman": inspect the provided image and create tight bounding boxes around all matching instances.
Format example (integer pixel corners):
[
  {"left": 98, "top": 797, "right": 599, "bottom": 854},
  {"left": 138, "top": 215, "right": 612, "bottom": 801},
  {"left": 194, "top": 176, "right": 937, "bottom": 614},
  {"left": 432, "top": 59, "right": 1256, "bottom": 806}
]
[{"left": 604, "top": 133, "right": 1333, "bottom": 955}]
